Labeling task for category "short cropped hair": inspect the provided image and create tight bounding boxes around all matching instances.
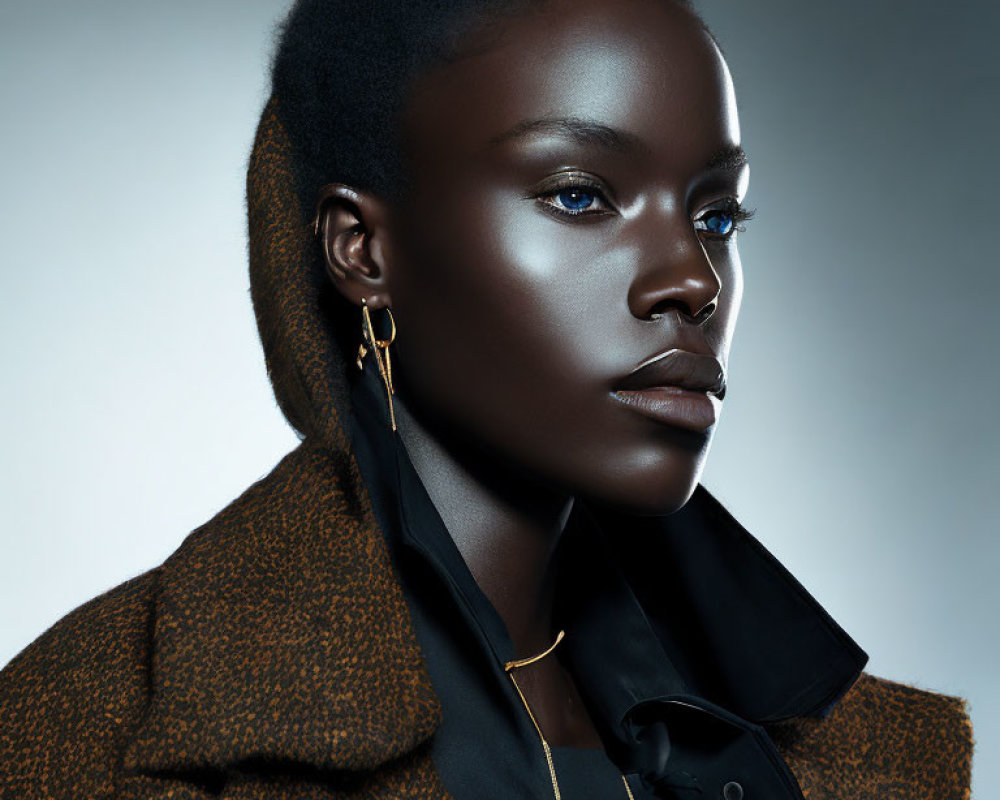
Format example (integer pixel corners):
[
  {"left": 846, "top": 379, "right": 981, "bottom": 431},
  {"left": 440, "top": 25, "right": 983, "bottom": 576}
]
[{"left": 270, "top": 0, "right": 700, "bottom": 211}]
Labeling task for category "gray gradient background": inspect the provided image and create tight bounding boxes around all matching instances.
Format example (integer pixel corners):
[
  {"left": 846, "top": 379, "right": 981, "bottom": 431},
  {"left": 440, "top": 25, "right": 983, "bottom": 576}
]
[{"left": 1, "top": 0, "right": 996, "bottom": 793}]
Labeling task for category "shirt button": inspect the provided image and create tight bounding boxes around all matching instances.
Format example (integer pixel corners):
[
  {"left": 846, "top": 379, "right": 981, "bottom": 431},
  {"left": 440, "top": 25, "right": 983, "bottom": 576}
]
[{"left": 723, "top": 781, "right": 744, "bottom": 800}]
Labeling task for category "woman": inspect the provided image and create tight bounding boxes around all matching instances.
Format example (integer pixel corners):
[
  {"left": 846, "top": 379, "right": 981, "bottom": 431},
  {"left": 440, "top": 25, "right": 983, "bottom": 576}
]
[{"left": 0, "top": 0, "right": 974, "bottom": 798}]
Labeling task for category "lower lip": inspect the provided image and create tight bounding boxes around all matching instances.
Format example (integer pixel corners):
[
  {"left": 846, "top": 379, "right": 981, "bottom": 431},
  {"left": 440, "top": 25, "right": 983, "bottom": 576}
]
[{"left": 611, "top": 386, "right": 721, "bottom": 433}]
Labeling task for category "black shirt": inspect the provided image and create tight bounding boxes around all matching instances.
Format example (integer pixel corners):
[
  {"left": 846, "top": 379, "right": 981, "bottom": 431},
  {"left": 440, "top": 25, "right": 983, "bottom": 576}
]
[{"left": 347, "top": 365, "right": 867, "bottom": 800}]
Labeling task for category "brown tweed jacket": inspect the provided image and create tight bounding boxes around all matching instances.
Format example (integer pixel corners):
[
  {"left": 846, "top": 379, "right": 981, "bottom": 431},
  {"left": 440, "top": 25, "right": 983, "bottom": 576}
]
[{"left": 0, "top": 100, "right": 974, "bottom": 800}]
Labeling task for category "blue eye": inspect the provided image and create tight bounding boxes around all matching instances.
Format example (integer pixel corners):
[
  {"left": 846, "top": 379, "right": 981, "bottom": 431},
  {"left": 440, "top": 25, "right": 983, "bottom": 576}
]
[
  {"left": 531, "top": 174, "right": 614, "bottom": 219},
  {"left": 555, "top": 189, "right": 596, "bottom": 211},
  {"left": 693, "top": 200, "right": 754, "bottom": 239},
  {"left": 701, "top": 211, "right": 734, "bottom": 236}
]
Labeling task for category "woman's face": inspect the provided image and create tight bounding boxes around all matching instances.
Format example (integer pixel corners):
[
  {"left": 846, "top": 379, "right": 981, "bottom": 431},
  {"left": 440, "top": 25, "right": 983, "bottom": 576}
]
[{"left": 381, "top": 0, "right": 747, "bottom": 515}]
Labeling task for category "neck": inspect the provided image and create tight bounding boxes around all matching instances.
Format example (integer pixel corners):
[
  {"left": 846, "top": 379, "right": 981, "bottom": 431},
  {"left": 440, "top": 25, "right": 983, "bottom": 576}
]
[{"left": 393, "top": 394, "right": 574, "bottom": 658}]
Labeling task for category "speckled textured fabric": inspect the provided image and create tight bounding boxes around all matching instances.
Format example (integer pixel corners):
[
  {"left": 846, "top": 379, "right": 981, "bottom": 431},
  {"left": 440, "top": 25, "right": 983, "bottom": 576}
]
[
  {"left": 0, "top": 441, "right": 448, "bottom": 800},
  {"left": 768, "top": 673, "right": 974, "bottom": 800},
  {"left": 0, "top": 98, "right": 973, "bottom": 799}
]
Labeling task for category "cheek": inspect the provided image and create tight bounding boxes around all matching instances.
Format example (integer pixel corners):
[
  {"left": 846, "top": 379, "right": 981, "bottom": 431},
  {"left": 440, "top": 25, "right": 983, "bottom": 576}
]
[{"left": 393, "top": 191, "right": 625, "bottom": 408}]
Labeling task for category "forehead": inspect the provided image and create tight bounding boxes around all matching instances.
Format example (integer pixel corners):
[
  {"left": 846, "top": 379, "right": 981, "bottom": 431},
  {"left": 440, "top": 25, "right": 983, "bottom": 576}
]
[{"left": 401, "top": 0, "right": 739, "bottom": 176}]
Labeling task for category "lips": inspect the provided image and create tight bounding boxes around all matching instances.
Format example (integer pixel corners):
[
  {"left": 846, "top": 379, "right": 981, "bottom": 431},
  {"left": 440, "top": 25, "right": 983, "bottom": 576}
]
[
  {"left": 610, "top": 349, "right": 726, "bottom": 433},
  {"left": 614, "top": 349, "right": 726, "bottom": 396}
]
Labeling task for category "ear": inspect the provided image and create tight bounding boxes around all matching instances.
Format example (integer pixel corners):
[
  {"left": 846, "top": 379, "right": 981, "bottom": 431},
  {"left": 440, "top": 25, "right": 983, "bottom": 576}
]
[{"left": 315, "top": 183, "right": 395, "bottom": 309}]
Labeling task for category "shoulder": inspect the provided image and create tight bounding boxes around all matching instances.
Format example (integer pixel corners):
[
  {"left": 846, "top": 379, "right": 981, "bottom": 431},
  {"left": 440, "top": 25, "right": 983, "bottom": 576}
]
[
  {"left": 0, "top": 442, "right": 344, "bottom": 798},
  {"left": 768, "top": 671, "right": 974, "bottom": 800},
  {"left": 0, "top": 568, "right": 160, "bottom": 798}
]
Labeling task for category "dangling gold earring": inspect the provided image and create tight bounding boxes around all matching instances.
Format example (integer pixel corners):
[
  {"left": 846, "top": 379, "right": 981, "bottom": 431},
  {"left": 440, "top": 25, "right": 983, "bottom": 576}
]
[{"left": 357, "top": 298, "right": 397, "bottom": 431}]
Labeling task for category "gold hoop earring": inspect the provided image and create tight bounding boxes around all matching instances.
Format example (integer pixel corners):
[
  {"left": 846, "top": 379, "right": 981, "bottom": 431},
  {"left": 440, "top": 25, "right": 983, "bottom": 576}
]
[{"left": 357, "top": 298, "right": 397, "bottom": 432}]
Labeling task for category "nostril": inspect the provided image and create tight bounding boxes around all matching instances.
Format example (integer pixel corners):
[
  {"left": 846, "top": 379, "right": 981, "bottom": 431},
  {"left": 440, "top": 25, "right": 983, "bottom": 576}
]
[
  {"left": 647, "top": 298, "right": 679, "bottom": 320},
  {"left": 647, "top": 299, "right": 715, "bottom": 323},
  {"left": 692, "top": 301, "right": 716, "bottom": 323}
]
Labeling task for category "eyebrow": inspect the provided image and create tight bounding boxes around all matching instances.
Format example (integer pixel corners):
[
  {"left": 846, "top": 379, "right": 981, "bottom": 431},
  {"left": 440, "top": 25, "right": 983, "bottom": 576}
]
[
  {"left": 488, "top": 116, "right": 749, "bottom": 172},
  {"left": 704, "top": 144, "right": 748, "bottom": 172},
  {"left": 487, "top": 116, "right": 644, "bottom": 153}
]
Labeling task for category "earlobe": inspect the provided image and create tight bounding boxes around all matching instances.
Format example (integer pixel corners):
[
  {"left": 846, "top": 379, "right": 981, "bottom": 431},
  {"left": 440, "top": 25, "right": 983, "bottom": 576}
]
[{"left": 314, "top": 183, "right": 393, "bottom": 308}]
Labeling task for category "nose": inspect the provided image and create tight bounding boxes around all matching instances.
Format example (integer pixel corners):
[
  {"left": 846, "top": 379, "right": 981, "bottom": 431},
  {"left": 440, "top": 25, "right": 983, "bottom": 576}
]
[{"left": 626, "top": 225, "right": 722, "bottom": 324}]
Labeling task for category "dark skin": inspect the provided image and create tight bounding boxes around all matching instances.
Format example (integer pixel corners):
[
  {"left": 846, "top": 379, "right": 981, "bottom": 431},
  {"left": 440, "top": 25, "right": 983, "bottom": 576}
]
[{"left": 317, "top": 0, "right": 748, "bottom": 748}]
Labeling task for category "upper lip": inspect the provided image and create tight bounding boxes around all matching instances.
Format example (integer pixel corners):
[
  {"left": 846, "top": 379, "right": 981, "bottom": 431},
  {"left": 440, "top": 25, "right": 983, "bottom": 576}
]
[{"left": 614, "top": 349, "right": 726, "bottom": 397}]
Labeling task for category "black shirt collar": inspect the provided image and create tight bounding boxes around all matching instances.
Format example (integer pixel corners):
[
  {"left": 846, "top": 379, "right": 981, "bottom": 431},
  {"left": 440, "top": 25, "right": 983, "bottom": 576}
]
[{"left": 348, "top": 365, "right": 866, "bottom": 748}]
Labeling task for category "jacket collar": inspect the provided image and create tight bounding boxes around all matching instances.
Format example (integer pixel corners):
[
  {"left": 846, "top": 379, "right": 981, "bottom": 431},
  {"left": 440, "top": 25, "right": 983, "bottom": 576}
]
[
  {"left": 121, "top": 397, "right": 867, "bottom": 781},
  {"left": 122, "top": 440, "right": 442, "bottom": 776},
  {"left": 119, "top": 441, "right": 866, "bottom": 788}
]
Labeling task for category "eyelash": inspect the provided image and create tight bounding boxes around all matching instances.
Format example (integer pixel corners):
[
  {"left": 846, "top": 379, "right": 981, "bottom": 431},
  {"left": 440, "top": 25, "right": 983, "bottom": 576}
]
[{"left": 531, "top": 178, "right": 755, "bottom": 239}]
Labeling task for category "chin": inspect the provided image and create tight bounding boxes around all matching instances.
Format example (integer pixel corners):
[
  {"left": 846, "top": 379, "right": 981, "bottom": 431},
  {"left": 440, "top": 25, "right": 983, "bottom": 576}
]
[
  {"left": 589, "top": 481, "right": 699, "bottom": 518},
  {"left": 579, "top": 443, "right": 708, "bottom": 518}
]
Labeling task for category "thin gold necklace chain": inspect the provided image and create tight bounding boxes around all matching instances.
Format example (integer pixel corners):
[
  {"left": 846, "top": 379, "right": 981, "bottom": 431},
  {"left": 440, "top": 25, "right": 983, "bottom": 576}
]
[{"left": 504, "top": 630, "right": 636, "bottom": 800}]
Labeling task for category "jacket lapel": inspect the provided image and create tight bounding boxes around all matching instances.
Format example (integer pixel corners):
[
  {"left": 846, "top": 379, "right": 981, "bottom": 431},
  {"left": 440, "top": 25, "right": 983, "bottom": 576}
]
[
  {"left": 120, "top": 440, "right": 444, "bottom": 790},
  {"left": 111, "top": 417, "right": 974, "bottom": 800}
]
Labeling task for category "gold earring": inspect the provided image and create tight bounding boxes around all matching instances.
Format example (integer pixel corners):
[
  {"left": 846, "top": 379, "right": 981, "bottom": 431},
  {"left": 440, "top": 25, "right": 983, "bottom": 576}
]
[{"left": 357, "top": 298, "right": 397, "bottom": 431}]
